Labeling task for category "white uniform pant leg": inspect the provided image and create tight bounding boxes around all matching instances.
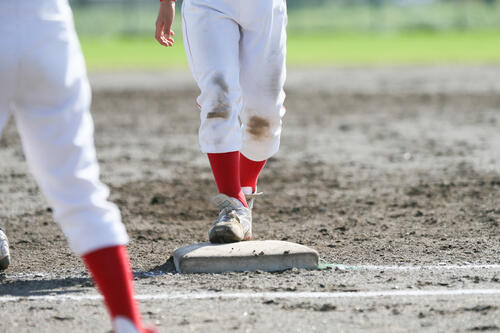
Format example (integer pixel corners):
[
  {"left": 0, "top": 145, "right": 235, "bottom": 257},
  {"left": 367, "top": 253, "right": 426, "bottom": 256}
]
[
  {"left": 239, "top": 0, "right": 287, "bottom": 161},
  {"left": 11, "top": 1, "right": 128, "bottom": 256},
  {"left": 182, "top": 0, "right": 243, "bottom": 154}
]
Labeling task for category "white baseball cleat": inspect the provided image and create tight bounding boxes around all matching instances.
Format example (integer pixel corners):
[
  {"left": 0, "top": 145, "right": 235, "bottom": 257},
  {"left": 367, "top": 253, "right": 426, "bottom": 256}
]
[
  {"left": 0, "top": 228, "right": 10, "bottom": 271},
  {"left": 209, "top": 194, "right": 252, "bottom": 243}
]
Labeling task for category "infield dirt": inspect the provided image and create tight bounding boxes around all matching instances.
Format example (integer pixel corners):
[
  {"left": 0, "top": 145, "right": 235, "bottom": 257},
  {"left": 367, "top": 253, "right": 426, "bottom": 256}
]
[{"left": 0, "top": 67, "right": 499, "bottom": 332}]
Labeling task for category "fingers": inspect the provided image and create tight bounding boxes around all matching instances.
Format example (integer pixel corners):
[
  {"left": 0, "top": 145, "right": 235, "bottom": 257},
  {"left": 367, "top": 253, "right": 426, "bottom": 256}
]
[
  {"left": 155, "top": 21, "right": 174, "bottom": 47},
  {"left": 155, "top": 21, "right": 166, "bottom": 46},
  {"left": 155, "top": 1, "right": 176, "bottom": 48},
  {"left": 163, "top": 21, "right": 174, "bottom": 46},
  {"left": 163, "top": 27, "right": 175, "bottom": 46},
  {"left": 155, "top": 2, "right": 176, "bottom": 48}
]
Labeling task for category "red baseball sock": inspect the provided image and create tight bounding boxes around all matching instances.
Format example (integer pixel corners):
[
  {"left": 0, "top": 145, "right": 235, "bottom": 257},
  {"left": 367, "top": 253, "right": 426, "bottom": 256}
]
[
  {"left": 240, "top": 154, "right": 266, "bottom": 193},
  {"left": 208, "top": 152, "right": 248, "bottom": 207},
  {"left": 83, "top": 245, "right": 144, "bottom": 332}
]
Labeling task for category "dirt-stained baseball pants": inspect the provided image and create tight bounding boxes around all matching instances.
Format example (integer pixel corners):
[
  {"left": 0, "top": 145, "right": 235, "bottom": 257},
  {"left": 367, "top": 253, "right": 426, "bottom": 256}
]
[
  {"left": 182, "top": 0, "right": 287, "bottom": 161},
  {"left": 0, "top": 0, "right": 128, "bottom": 256}
]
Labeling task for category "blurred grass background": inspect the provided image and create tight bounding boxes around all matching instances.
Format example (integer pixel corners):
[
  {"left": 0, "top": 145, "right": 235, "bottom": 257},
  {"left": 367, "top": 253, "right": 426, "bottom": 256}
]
[{"left": 71, "top": 0, "right": 500, "bottom": 70}]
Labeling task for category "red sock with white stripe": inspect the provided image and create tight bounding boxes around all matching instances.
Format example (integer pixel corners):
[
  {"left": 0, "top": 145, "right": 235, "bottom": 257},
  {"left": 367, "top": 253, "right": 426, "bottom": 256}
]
[
  {"left": 83, "top": 245, "right": 147, "bottom": 333},
  {"left": 240, "top": 154, "right": 266, "bottom": 193},
  {"left": 208, "top": 152, "right": 248, "bottom": 207}
]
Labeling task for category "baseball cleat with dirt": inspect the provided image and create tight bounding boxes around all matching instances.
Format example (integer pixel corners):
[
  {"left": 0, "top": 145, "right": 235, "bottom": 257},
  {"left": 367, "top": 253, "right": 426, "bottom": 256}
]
[
  {"left": 209, "top": 194, "right": 252, "bottom": 243},
  {"left": 0, "top": 228, "right": 10, "bottom": 271}
]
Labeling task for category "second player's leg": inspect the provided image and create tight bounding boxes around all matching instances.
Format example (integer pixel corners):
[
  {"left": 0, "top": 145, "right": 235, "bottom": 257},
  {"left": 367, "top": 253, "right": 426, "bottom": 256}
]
[
  {"left": 12, "top": 4, "right": 152, "bottom": 331},
  {"left": 14, "top": 56, "right": 128, "bottom": 257}
]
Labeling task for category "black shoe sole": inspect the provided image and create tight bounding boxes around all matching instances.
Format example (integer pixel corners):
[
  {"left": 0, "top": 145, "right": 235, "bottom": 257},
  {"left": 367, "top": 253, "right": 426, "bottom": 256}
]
[{"left": 209, "top": 225, "right": 244, "bottom": 244}]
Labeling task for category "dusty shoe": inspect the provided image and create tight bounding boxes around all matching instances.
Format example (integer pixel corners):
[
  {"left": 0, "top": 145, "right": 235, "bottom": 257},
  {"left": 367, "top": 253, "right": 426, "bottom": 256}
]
[
  {"left": 209, "top": 194, "right": 252, "bottom": 243},
  {"left": 0, "top": 228, "right": 10, "bottom": 270}
]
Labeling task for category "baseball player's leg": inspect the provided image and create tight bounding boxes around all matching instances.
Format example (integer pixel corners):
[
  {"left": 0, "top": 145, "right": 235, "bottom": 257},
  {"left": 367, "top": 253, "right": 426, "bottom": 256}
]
[
  {"left": 182, "top": 0, "right": 252, "bottom": 242},
  {"left": 239, "top": 0, "right": 287, "bottom": 165},
  {"left": 240, "top": 154, "right": 266, "bottom": 194},
  {"left": 237, "top": 0, "right": 287, "bottom": 203},
  {"left": 12, "top": 3, "right": 152, "bottom": 332},
  {"left": 182, "top": 0, "right": 245, "bottom": 203},
  {"left": 182, "top": 0, "right": 244, "bottom": 156},
  {"left": 14, "top": 16, "right": 128, "bottom": 262}
]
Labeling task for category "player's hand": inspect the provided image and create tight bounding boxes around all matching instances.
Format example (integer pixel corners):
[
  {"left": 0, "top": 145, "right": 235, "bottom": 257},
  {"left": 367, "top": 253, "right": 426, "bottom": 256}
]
[{"left": 155, "top": 0, "right": 176, "bottom": 47}]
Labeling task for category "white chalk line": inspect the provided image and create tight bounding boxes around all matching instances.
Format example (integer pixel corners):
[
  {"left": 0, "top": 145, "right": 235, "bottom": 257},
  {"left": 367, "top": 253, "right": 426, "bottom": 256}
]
[
  {"left": 320, "top": 264, "right": 500, "bottom": 271},
  {"left": 0, "top": 289, "right": 499, "bottom": 303}
]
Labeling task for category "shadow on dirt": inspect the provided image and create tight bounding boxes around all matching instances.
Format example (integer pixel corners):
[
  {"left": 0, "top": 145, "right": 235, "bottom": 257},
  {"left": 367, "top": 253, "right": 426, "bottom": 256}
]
[
  {"left": 0, "top": 258, "right": 176, "bottom": 297},
  {"left": 146, "top": 256, "right": 176, "bottom": 274},
  {"left": 0, "top": 275, "right": 92, "bottom": 296}
]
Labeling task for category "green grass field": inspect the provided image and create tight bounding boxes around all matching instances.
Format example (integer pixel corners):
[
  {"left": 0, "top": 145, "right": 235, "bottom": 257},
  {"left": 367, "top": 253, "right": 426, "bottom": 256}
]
[
  {"left": 81, "top": 30, "right": 500, "bottom": 71},
  {"left": 74, "top": 1, "right": 500, "bottom": 70}
]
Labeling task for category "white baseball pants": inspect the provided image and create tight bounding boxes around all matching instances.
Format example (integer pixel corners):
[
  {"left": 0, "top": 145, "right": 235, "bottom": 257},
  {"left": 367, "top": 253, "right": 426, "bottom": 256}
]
[
  {"left": 182, "top": 0, "right": 287, "bottom": 161},
  {"left": 0, "top": 0, "right": 128, "bottom": 256}
]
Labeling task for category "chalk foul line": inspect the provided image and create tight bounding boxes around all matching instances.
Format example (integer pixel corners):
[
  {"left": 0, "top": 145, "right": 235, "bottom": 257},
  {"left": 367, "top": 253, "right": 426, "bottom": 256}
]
[
  {"left": 318, "top": 264, "right": 500, "bottom": 271},
  {"left": 0, "top": 289, "right": 499, "bottom": 303}
]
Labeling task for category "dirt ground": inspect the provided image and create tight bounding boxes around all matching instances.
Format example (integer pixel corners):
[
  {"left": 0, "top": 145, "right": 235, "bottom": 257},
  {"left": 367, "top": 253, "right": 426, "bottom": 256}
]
[{"left": 0, "top": 66, "right": 499, "bottom": 332}]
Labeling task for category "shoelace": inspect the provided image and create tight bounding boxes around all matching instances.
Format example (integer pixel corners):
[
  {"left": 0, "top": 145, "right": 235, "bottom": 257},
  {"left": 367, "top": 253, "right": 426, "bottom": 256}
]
[{"left": 246, "top": 192, "right": 263, "bottom": 200}]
